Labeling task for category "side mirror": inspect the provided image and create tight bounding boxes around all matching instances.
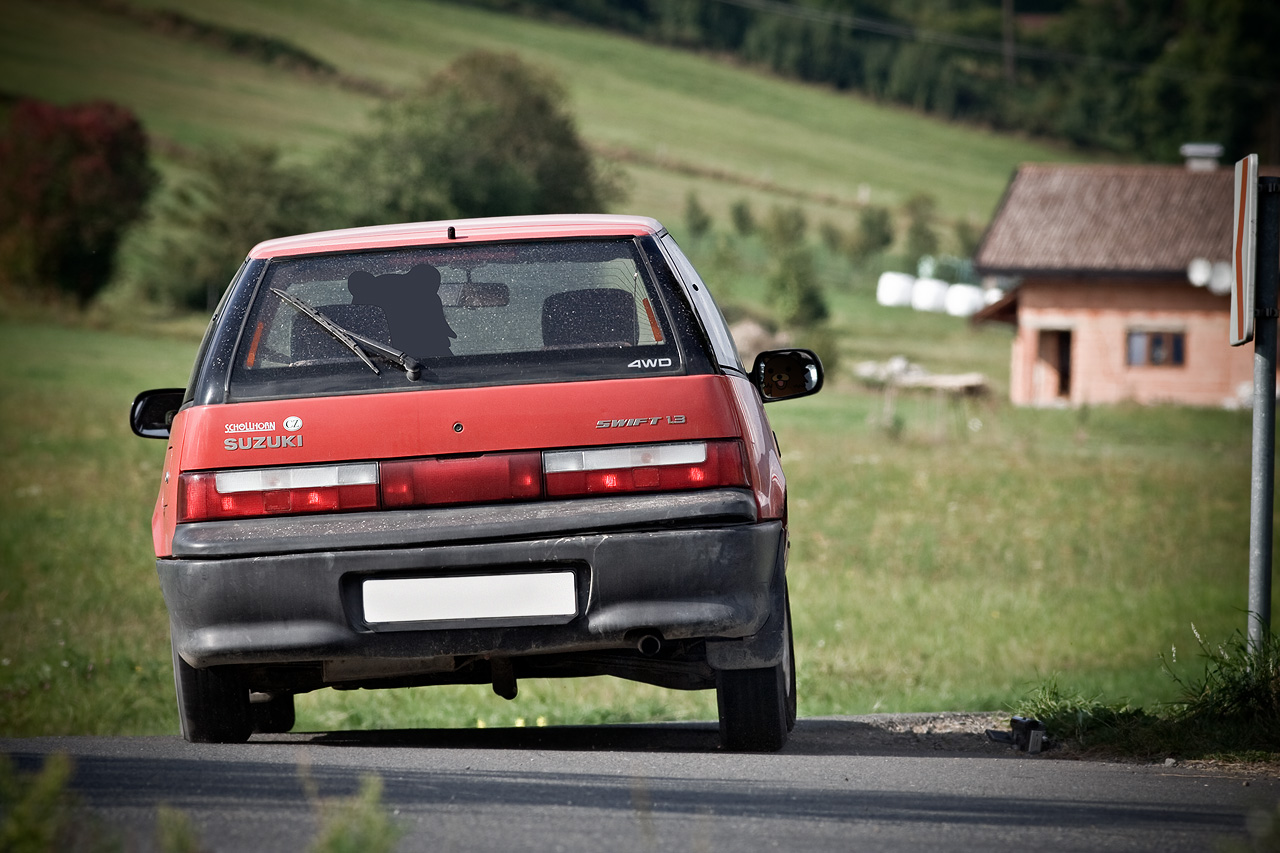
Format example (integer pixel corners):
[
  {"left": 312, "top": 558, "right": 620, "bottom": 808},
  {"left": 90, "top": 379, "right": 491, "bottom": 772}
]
[
  {"left": 130, "top": 388, "right": 185, "bottom": 439},
  {"left": 752, "top": 349, "right": 824, "bottom": 402}
]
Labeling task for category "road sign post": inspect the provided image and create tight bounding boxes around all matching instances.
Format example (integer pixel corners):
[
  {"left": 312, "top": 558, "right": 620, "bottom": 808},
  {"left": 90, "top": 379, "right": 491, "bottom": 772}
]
[{"left": 1234, "top": 154, "right": 1280, "bottom": 652}]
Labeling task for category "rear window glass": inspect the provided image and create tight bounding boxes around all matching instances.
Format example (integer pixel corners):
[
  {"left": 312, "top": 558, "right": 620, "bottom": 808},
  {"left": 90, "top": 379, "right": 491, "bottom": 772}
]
[{"left": 228, "top": 239, "right": 693, "bottom": 400}]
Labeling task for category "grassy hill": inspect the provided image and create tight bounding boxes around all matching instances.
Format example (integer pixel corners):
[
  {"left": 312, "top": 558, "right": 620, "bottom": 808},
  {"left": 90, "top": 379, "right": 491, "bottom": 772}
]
[{"left": 1, "top": 0, "right": 1084, "bottom": 232}]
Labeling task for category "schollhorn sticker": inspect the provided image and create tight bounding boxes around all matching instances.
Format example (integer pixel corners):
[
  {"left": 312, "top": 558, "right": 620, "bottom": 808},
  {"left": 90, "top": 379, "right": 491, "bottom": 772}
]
[{"left": 223, "top": 414, "right": 305, "bottom": 450}]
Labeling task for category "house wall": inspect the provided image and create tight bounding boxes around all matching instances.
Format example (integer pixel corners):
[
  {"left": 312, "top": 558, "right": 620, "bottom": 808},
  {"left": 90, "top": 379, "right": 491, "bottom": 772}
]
[{"left": 1009, "top": 277, "right": 1254, "bottom": 407}]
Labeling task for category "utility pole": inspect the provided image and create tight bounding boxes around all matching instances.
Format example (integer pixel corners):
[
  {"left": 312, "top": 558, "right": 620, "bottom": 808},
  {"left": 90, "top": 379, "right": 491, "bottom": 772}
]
[
  {"left": 1248, "top": 175, "right": 1280, "bottom": 651},
  {"left": 1231, "top": 155, "right": 1280, "bottom": 652}
]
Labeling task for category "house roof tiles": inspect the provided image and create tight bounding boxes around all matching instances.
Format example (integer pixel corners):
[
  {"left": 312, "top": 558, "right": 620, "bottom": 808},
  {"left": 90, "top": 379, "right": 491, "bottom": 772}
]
[{"left": 974, "top": 163, "right": 1276, "bottom": 277}]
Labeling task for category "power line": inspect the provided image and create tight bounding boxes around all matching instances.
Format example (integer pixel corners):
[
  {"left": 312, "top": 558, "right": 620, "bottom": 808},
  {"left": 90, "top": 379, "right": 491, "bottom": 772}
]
[{"left": 706, "top": 0, "right": 1277, "bottom": 90}]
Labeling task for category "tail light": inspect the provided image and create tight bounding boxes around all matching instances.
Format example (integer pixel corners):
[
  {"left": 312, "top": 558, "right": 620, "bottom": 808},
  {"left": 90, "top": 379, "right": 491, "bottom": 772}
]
[
  {"left": 179, "top": 463, "right": 379, "bottom": 521},
  {"left": 177, "top": 441, "right": 748, "bottom": 522},
  {"left": 543, "top": 441, "right": 747, "bottom": 496},
  {"left": 381, "top": 452, "right": 542, "bottom": 508}
]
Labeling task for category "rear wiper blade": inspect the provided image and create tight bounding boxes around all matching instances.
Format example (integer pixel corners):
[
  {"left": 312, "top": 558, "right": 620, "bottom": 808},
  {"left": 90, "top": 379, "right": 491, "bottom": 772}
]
[
  {"left": 271, "top": 288, "right": 427, "bottom": 381},
  {"left": 273, "top": 288, "right": 379, "bottom": 375}
]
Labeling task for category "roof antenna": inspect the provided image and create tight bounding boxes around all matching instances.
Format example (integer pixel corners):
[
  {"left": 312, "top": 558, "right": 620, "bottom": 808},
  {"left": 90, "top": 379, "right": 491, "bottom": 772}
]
[{"left": 447, "top": 226, "right": 457, "bottom": 240}]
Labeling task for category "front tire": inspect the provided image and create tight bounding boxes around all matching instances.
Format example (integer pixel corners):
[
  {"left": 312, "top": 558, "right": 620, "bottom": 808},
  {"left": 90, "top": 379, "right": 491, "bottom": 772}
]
[
  {"left": 716, "top": 589, "right": 795, "bottom": 752},
  {"left": 171, "top": 637, "right": 252, "bottom": 744}
]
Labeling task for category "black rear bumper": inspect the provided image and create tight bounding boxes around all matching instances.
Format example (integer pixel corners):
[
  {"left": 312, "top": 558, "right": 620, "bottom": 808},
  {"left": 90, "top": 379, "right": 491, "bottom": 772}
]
[{"left": 159, "top": 490, "right": 787, "bottom": 689}]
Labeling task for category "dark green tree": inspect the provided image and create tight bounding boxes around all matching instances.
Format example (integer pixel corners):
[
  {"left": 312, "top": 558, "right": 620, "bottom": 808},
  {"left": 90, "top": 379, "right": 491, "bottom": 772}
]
[
  {"left": 954, "top": 217, "right": 982, "bottom": 259},
  {"left": 684, "top": 191, "right": 712, "bottom": 239},
  {"left": 337, "top": 51, "right": 620, "bottom": 224},
  {"left": 767, "top": 247, "right": 828, "bottom": 328},
  {"left": 729, "top": 198, "right": 756, "bottom": 236},
  {"left": 818, "top": 221, "right": 845, "bottom": 254},
  {"left": 903, "top": 192, "right": 939, "bottom": 263},
  {"left": 139, "top": 144, "right": 334, "bottom": 309},
  {"left": 1144, "top": 0, "right": 1280, "bottom": 161},
  {"left": 849, "top": 205, "right": 894, "bottom": 262},
  {"left": 0, "top": 99, "right": 156, "bottom": 304},
  {"left": 762, "top": 204, "right": 807, "bottom": 253}
]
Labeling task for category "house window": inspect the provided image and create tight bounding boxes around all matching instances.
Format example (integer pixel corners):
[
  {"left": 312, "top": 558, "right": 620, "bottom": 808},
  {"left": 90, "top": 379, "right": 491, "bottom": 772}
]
[{"left": 1126, "top": 331, "right": 1184, "bottom": 367}]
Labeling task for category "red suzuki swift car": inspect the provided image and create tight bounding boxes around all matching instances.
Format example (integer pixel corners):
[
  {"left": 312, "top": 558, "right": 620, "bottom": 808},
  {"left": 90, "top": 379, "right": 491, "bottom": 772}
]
[{"left": 131, "top": 214, "right": 822, "bottom": 751}]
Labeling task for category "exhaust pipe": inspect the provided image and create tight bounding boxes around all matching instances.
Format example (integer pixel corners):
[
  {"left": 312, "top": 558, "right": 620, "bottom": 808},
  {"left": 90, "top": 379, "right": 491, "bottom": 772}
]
[
  {"left": 490, "top": 656, "right": 517, "bottom": 700},
  {"left": 636, "top": 633, "right": 663, "bottom": 657}
]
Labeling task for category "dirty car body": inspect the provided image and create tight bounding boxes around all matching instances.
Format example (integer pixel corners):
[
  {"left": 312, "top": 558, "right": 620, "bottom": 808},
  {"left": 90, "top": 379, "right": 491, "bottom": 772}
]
[{"left": 131, "top": 214, "right": 822, "bottom": 751}]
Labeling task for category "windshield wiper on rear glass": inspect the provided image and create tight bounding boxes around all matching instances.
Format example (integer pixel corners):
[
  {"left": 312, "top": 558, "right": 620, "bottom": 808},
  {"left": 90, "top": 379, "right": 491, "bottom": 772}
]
[{"left": 271, "top": 288, "right": 428, "bottom": 381}]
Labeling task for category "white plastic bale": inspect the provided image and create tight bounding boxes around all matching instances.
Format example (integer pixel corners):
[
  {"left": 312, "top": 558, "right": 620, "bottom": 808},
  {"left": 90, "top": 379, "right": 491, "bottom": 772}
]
[
  {"left": 1209, "top": 261, "right": 1233, "bottom": 296},
  {"left": 984, "top": 287, "right": 1005, "bottom": 305},
  {"left": 876, "top": 271, "right": 916, "bottom": 307},
  {"left": 911, "top": 277, "right": 950, "bottom": 312},
  {"left": 944, "top": 284, "right": 985, "bottom": 317}
]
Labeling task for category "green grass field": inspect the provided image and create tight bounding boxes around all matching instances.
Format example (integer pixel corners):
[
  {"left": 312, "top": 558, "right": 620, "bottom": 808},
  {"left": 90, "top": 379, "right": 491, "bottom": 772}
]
[{"left": 0, "top": 303, "right": 1269, "bottom": 736}]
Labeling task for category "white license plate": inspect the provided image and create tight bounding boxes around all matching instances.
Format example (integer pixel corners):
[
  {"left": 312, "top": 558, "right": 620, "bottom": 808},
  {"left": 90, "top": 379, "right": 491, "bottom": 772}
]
[{"left": 362, "top": 572, "right": 577, "bottom": 625}]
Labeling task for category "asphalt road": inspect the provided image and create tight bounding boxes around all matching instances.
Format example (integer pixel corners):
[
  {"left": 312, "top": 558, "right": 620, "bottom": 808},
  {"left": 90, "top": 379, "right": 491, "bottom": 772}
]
[{"left": 3, "top": 715, "right": 1276, "bottom": 852}]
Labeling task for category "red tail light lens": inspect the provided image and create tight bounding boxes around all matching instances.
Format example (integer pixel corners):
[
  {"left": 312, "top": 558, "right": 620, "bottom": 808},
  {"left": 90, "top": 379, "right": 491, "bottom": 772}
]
[
  {"left": 178, "top": 463, "right": 379, "bottom": 522},
  {"left": 544, "top": 440, "right": 748, "bottom": 497},
  {"left": 381, "top": 452, "right": 542, "bottom": 508}
]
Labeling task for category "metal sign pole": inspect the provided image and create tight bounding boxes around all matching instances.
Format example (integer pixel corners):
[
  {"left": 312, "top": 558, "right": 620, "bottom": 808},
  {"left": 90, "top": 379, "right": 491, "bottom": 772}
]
[{"left": 1249, "top": 176, "right": 1280, "bottom": 652}]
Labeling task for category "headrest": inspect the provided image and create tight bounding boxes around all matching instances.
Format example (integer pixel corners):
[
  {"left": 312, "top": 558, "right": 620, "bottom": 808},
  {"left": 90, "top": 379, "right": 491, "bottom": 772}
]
[{"left": 541, "top": 289, "right": 638, "bottom": 348}]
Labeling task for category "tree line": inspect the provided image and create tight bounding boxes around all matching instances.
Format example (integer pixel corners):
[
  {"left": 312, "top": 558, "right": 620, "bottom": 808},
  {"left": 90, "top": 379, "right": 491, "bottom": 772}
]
[{"left": 461, "top": 0, "right": 1280, "bottom": 163}]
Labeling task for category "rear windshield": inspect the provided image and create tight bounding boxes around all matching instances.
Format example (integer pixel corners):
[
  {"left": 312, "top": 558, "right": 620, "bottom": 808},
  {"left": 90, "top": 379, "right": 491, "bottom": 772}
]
[{"left": 227, "top": 239, "right": 698, "bottom": 399}]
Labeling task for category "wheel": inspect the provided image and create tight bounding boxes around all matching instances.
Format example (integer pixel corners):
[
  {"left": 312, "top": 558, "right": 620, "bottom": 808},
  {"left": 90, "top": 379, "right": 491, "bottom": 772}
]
[
  {"left": 171, "top": 637, "right": 252, "bottom": 744},
  {"left": 251, "top": 693, "right": 296, "bottom": 734},
  {"left": 716, "top": 589, "right": 795, "bottom": 752}
]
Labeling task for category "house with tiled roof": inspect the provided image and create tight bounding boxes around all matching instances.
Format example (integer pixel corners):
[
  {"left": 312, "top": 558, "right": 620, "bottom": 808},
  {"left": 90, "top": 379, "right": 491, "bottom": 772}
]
[{"left": 974, "top": 159, "right": 1276, "bottom": 407}]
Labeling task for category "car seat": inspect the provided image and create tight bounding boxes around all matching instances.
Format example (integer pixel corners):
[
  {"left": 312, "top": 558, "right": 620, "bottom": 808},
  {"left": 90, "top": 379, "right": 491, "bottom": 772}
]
[{"left": 541, "top": 289, "right": 638, "bottom": 348}]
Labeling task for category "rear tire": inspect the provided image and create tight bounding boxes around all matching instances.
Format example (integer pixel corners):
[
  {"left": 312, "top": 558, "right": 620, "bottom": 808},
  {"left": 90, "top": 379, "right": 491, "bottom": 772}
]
[
  {"left": 784, "top": 594, "right": 797, "bottom": 733},
  {"left": 171, "top": 638, "right": 252, "bottom": 744},
  {"left": 716, "top": 589, "right": 795, "bottom": 752}
]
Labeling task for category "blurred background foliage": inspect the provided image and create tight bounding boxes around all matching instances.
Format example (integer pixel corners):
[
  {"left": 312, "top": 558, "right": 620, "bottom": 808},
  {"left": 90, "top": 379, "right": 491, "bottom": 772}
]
[
  {"left": 130, "top": 50, "right": 619, "bottom": 310},
  {"left": 467, "top": 0, "right": 1280, "bottom": 164},
  {"left": 0, "top": 100, "right": 156, "bottom": 306}
]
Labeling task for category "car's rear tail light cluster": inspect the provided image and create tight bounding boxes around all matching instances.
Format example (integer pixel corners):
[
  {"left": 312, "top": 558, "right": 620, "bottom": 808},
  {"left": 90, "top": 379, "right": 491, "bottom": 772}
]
[
  {"left": 177, "top": 441, "right": 748, "bottom": 522},
  {"left": 179, "top": 463, "right": 379, "bottom": 521},
  {"left": 543, "top": 442, "right": 743, "bottom": 496}
]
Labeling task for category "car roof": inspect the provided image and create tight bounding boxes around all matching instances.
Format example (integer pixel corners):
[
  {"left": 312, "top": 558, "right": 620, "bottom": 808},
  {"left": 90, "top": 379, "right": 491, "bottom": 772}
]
[{"left": 248, "top": 214, "right": 667, "bottom": 260}]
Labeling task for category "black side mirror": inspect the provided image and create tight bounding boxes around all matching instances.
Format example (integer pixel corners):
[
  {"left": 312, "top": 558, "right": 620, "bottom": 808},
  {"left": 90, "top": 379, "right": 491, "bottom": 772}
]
[
  {"left": 751, "top": 348, "right": 824, "bottom": 402},
  {"left": 130, "top": 388, "right": 186, "bottom": 439}
]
